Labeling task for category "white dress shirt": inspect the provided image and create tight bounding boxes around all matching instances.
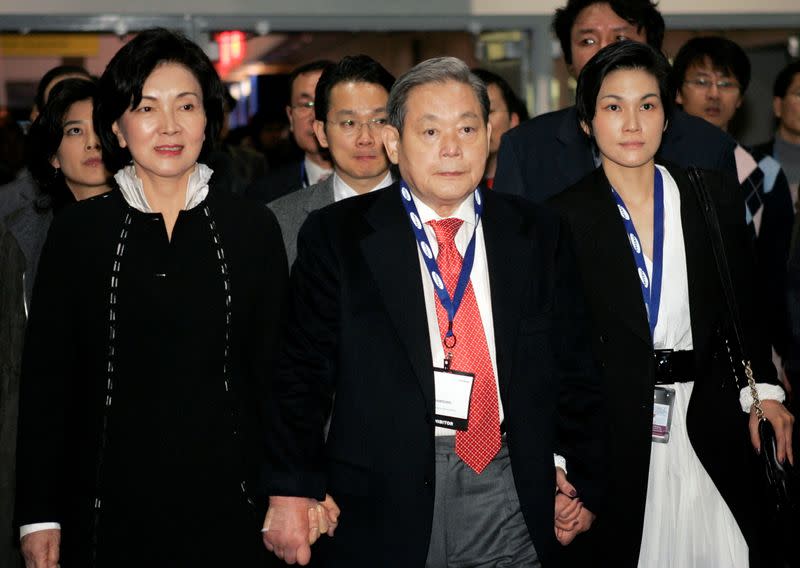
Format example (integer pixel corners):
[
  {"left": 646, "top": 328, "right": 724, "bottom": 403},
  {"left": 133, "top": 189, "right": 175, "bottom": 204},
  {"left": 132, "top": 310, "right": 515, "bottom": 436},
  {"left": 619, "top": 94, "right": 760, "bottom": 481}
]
[
  {"left": 304, "top": 155, "right": 333, "bottom": 187},
  {"left": 332, "top": 170, "right": 394, "bottom": 203},
  {"left": 409, "top": 191, "right": 566, "bottom": 471}
]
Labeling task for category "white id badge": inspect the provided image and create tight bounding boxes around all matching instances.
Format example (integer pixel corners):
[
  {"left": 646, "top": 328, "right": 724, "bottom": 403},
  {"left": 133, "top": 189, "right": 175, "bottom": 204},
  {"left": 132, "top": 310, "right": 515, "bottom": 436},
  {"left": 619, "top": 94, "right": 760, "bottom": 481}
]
[
  {"left": 433, "top": 367, "right": 475, "bottom": 430},
  {"left": 652, "top": 386, "right": 675, "bottom": 443}
]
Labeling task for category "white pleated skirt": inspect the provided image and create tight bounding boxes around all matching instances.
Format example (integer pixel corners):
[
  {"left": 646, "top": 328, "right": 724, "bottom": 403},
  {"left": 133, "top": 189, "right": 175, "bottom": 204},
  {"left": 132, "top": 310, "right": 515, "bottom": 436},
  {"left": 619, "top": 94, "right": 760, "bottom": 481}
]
[{"left": 637, "top": 382, "right": 749, "bottom": 568}]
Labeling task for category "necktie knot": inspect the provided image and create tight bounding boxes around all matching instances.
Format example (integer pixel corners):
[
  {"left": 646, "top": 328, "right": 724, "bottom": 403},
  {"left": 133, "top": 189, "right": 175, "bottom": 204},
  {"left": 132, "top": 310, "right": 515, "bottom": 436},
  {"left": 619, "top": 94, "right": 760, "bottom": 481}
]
[{"left": 427, "top": 218, "right": 464, "bottom": 250}]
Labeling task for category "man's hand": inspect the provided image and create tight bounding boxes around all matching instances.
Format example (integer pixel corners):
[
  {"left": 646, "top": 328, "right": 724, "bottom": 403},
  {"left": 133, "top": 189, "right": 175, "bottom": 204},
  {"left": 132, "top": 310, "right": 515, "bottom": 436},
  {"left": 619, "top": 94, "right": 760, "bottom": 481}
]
[
  {"left": 263, "top": 496, "right": 316, "bottom": 565},
  {"left": 750, "top": 399, "right": 795, "bottom": 465},
  {"left": 21, "top": 528, "right": 60, "bottom": 568},
  {"left": 555, "top": 507, "right": 596, "bottom": 545}
]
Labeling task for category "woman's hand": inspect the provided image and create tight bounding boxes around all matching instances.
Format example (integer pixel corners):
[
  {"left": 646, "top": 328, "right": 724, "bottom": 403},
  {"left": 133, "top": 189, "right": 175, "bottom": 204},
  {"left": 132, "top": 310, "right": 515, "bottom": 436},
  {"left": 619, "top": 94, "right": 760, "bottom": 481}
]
[{"left": 749, "top": 399, "right": 795, "bottom": 465}]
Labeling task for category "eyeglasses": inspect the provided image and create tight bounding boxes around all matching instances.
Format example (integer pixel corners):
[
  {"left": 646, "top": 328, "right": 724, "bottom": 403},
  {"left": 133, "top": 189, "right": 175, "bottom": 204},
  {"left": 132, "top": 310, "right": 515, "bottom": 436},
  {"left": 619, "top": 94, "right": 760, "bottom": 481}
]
[
  {"left": 328, "top": 117, "right": 388, "bottom": 135},
  {"left": 684, "top": 78, "right": 740, "bottom": 92},
  {"left": 291, "top": 100, "right": 315, "bottom": 114}
]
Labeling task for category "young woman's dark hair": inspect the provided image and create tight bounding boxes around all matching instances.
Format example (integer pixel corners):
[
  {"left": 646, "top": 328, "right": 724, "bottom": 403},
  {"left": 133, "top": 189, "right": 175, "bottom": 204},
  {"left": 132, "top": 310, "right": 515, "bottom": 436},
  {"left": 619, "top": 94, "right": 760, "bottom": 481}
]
[
  {"left": 553, "top": 0, "right": 665, "bottom": 66},
  {"left": 670, "top": 36, "right": 751, "bottom": 99},
  {"left": 33, "top": 64, "right": 91, "bottom": 114},
  {"left": 94, "top": 28, "right": 226, "bottom": 173},
  {"left": 313, "top": 55, "right": 395, "bottom": 121},
  {"left": 27, "top": 77, "right": 97, "bottom": 207},
  {"left": 576, "top": 40, "right": 673, "bottom": 135}
]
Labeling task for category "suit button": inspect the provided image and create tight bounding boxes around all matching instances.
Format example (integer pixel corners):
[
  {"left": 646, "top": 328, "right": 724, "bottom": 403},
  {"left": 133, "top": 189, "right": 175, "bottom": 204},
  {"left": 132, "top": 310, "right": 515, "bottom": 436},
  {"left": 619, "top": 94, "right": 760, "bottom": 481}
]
[
  {"left": 424, "top": 477, "right": 432, "bottom": 488},
  {"left": 599, "top": 334, "right": 608, "bottom": 344}
]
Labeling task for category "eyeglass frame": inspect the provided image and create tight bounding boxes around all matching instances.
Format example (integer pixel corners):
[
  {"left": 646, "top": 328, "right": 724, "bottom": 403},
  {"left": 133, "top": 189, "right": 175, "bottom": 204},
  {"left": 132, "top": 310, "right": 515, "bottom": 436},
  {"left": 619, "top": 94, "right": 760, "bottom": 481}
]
[
  {"left": 325, "top": 117, "right": 389, "bottom": 136},
  {"left": 290, "top": 100, "right": 316, "bottom": 114},
  {"left": 683, "top": 77, "right": 741, "bottom": 92}
]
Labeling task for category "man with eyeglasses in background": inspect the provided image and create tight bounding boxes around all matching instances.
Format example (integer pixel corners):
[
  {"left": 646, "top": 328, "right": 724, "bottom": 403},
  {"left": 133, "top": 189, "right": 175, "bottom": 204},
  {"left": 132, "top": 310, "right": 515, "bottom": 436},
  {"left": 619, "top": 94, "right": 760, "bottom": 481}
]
[
  {"left": 268, "top": 55, "right": 395, "bottom": 266},
  {"left": 672, "top": 36, "right": 795, "bottom": 402},
  {"left": 247, "top": 60, "right": 334, "bottom": 204}
]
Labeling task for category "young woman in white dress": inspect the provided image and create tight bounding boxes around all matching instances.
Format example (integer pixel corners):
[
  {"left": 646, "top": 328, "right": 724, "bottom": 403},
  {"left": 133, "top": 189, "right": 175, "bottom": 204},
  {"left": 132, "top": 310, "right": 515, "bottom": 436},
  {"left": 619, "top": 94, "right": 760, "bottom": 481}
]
[{"left": 549, "top": 41, "right": 794, "bottom": 568}]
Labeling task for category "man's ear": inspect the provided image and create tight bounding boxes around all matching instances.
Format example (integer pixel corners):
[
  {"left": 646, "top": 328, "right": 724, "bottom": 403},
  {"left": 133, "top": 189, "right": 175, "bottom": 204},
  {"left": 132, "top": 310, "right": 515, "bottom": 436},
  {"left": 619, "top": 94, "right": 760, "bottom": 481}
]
[
  {"left": 313, "top": 120, "right": 329, "bottom": 148},
  {"left": 382, "top": 125, "right": 401, "bottom": 165},
  {"left": 286, "top": 105, "right": 294, "bottom": 132},
  {"left": 112, "top": 121, "right": 128, "bottom": 149},
  {"left": 510, "top": 112, "right": 521, "bottom": 129},
  {"left": 675, "top": 89, "right": 684, "bottom": 106},
  {"left": 773, "top": 96, "right": 783, "bottom": 120}
]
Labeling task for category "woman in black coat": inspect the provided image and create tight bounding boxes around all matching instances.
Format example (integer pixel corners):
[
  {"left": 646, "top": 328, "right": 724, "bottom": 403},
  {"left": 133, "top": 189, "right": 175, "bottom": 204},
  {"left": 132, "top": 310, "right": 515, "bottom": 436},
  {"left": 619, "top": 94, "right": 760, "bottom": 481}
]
[
  {"left": 15, "top": 30, "right": 289, "bottom": 568},
  {"left": 548, "top": 42, "right": 794, "bottom": 567}
]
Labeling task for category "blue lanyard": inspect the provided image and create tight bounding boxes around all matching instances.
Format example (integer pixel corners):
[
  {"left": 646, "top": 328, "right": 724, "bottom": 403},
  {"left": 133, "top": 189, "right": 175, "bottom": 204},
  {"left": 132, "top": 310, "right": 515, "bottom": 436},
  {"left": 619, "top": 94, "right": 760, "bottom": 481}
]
[
  {"left": 300, "top": 161, "right": 309, "bottom": 188},
  {"left": 399, "top": 180, "right": 482, "bottom": 347},
  {"left": 610, "top": 168, "right": 665, "bottom": 339}
]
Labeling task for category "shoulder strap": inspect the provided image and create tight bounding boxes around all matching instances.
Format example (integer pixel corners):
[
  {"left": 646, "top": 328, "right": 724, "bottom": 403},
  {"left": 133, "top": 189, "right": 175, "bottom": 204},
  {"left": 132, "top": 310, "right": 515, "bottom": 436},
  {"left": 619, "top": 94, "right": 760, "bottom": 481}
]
[{"left": 686, "top": 167, "right": 745, "bottom": 352}]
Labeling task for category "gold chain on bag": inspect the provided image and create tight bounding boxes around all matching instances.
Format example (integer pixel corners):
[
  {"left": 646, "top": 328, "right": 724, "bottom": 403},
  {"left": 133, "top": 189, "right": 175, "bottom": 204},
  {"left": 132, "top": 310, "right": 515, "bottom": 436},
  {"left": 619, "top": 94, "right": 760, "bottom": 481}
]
[{"left": 743, "top": 359, "right": 765, "bottom": 421}]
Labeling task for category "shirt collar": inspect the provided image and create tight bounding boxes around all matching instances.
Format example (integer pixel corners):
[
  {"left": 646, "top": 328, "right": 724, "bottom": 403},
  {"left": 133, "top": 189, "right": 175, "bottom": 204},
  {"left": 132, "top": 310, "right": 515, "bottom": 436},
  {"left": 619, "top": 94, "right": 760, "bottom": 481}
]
[
  {"left": 304, "top": 155, "right": 333, "bottom": 186},
  {"left": 114, "top": 163, "right": 213, "bottom": 213},
  {"left": 411, "top": 188, "right": 476, "bottom": 229},
  {"left": 333, "top": 170, "right": 394, "bottom": 202}
]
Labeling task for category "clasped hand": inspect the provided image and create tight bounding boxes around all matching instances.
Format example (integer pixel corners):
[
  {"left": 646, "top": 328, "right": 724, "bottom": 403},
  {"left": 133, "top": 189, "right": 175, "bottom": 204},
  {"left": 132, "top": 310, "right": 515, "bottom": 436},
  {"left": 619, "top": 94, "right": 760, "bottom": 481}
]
[
  {"left": 263, "top": 494, "right": 340, "bottom": 565},
  {"left": 553, "top": 467, "right": 595, "bottom": 546}
]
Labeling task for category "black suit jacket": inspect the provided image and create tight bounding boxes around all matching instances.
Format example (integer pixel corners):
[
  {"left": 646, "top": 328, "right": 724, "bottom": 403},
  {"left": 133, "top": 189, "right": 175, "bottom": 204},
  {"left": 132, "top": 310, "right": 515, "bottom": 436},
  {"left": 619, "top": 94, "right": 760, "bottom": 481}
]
[
  {"left": 548, "top": 163, "right": 776, "bottom": 567},
  {"left": 495, "top": 106, "right": 738, "bottom": 203},
  {"left": 268, "top": 183, "right": 604, "bottom": 567},
  {"left": 245, "top": 159, "right": 304, "bottom": 204}
]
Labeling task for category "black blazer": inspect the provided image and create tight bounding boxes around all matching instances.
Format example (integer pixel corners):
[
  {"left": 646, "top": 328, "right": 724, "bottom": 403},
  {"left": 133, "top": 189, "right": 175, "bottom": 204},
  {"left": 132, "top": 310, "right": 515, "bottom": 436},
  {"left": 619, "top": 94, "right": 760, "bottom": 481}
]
[
  {"left": 547, "top": 163, "right": 777, "bottom": 567},
  {"left": 245, "top": 159, "right": 304, "bottom": 204},
  {"left": 268, "top": 183, "right": 605, "bottom": 567},
  {"left": 495, "top": 107, "right": 738, "bottom": 203}
]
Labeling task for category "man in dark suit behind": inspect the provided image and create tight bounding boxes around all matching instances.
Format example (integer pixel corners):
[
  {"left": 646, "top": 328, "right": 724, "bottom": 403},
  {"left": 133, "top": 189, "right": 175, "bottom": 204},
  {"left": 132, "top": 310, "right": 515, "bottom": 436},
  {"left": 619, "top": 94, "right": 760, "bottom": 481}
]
[
  {"left": 494, "top": 0, "right": 738, "bottom": 203},
  {"left": 262, "top": 57, "right": 604, "bottom": 567},
  {"left": 246, "top": 61, "right": 334, "bottom": 204}
]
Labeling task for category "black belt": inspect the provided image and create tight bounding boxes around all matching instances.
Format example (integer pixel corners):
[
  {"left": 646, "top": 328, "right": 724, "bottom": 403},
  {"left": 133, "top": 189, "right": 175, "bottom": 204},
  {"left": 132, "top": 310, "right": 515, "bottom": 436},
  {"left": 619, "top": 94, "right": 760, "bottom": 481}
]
[{"left": 653, "top": 349, "right": 695, "bottom": 385}]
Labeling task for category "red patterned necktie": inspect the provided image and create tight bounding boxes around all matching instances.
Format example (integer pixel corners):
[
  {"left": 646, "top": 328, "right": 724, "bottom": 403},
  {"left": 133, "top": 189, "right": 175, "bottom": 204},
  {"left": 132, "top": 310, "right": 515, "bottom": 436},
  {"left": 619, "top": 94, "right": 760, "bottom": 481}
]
[{"left": 428, "top": 218, "right": 501, "bottom": 474}]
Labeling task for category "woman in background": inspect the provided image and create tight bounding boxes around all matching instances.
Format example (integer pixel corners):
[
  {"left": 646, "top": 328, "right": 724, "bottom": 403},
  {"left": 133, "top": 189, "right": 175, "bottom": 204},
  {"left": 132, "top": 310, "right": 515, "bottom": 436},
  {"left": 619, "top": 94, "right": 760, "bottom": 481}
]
[{"left": 1, "top": 77, "right": 108, "bottom": 568}]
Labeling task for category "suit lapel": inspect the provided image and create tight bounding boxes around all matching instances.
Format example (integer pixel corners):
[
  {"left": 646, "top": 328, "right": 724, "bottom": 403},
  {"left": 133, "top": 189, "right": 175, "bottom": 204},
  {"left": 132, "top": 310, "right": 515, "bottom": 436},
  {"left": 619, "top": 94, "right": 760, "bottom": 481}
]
[
  {"left": 481, "top": 192, "right": 529, "bottom": 403},
  {"left": 573, "top": 169, "right": 653, "bottom": 346},
  {"left": 303, "top": 176, "right": 335, "bottom": 214},
  {"left": 361, "top": 185, "right": 435, "bottom": 415}
]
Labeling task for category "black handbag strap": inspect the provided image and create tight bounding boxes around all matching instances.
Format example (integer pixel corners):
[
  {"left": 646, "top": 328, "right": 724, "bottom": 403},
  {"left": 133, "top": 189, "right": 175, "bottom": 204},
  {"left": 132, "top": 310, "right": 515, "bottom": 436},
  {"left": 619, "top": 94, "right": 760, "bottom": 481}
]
[{"left": 686, "top": 167, "right": 746, "bottom": 355}]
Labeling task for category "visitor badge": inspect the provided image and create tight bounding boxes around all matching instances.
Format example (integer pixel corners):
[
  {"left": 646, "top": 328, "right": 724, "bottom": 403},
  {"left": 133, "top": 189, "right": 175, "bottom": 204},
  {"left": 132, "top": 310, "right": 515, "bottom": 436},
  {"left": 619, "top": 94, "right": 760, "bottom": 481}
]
[
  {"left": 433, "top": 367, "right": 474, "bottom": 430},
  {"left": 652, "top": 386, "right": 675, "bottom": 443}
]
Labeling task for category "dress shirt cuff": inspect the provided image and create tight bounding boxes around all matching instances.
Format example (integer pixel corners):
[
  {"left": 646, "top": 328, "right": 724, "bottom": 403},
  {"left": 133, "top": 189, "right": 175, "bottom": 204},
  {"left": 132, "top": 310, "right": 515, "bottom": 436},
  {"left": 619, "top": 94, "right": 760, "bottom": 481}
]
[
  {"left": 739, "top": 383, "right": 786, "bottom": 413},
  {"left": 554, "top": 454, "right": 567, "bottom": 474},
  {"left": 20, "top": 523, "right": 61, "bottom": 539}
]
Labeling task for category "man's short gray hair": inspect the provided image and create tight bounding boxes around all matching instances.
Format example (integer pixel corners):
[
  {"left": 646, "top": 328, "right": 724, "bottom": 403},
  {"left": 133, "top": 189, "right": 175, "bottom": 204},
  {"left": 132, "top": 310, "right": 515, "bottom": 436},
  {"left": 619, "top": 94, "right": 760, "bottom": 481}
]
[{"left": 387, "top": 56, "right": 490, "bottom": 132}]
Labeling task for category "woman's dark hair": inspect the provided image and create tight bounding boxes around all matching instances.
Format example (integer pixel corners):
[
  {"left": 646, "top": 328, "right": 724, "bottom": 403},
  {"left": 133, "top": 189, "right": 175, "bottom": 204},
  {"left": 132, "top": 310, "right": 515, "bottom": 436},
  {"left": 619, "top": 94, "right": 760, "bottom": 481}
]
[
  {"left": 670, "top": 36, "right": 751, "bottom": 99},
  {"left": 314, "top": 55, "right": 395, "bottom": 121},
  {"left": 95, "top": 28, "right": 226, "bottom": 173},
  {"left": 34, "top": 64, "right": 91, "bottom": 113},
  {"left": 27, "top": 78, "right": 98, "bottom": 206},
  {"left": 553, "top": 0, "right": 665, "bottom": 66},
  {"left": 576, "top": 40, "right": 672, "bottom": 135}
]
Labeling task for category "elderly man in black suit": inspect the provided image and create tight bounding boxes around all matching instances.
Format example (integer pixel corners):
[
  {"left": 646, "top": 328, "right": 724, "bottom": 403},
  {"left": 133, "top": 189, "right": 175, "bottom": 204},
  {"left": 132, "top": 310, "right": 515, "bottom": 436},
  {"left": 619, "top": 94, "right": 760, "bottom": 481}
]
[
  {"left": 262, "top": 56, "right": 604, "bottom": 567},
  {"left": 495, "top": 0, "right": 738, "bottom": 203}
]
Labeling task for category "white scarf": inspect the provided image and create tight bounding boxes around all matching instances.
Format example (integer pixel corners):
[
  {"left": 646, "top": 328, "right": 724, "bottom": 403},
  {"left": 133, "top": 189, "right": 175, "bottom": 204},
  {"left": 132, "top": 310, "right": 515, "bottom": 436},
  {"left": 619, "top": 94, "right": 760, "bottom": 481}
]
[{"left": 114, "top": 163, "right": 213, "bottom": 213}]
